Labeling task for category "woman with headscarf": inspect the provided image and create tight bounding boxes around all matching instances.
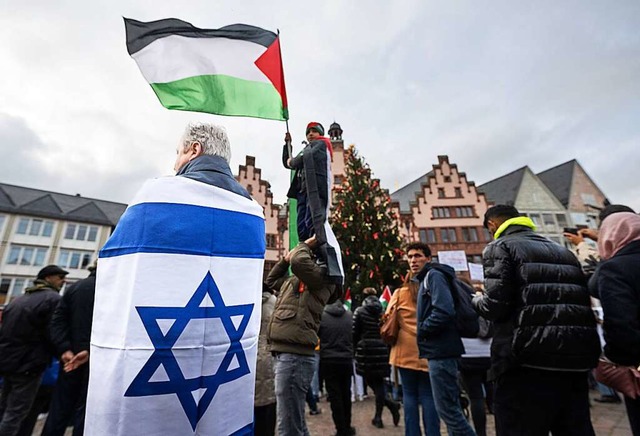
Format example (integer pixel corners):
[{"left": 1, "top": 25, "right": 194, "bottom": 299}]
[{"left": 591, "top": 212, "right": 640, "bottom": 435}]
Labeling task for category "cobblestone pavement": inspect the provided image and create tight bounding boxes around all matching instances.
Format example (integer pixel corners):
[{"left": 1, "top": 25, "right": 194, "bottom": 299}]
[
  {"left": 31, "top": 391, "right": 631, "bottom": 435},
  {"left": 305, "top": 391, "right": 632, "bottom": 436}
]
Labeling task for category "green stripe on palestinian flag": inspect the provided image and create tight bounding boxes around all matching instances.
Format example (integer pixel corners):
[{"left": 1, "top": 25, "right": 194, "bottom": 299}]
[
  {"left": 124, "top": 18, "right": 288, "bottom": 120},
  {"left": 343, "top": 288, "right": 352, "bottom": 311}
]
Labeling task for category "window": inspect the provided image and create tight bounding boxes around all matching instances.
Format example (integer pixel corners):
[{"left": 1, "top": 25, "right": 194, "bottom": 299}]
[
  {"left": 529, "top": 214, "right": 541, "bottom": 227},
  {"left": 6, "top": 245, "right": 48, "bottom": 266},
  {"left": 433, "top": 207, "right": 451, "bottom": 218},
  {"left": 15, "top": 218, "right": 54, "bottom": 237},
  {"left": 0, "top": 215, "right": 5, "bottom": 232},
  {"left": 438, "top": 188, "right": 445, "bottom": 198},
  {"left": 65, "top": 224, "right": 76, "bottom": 239},
  {"left": 455, "top": 206, "right": 475, "bottom": 218},
  {"left": 0, "top": 278, "right": 27, "bottom": 304},
  {"left": 427, "top": 229, "right": 436, "bottom": 243},
  {"left": 88, "top": 226, "right": 98, "bottom": 242},
  {"left": 581, "top": 194, "right": 597, "bottom": 207},
  {"left": 419, "top": 229, "right": 427, "bottom": 243},
  {"left": 419, "top": 229, "right": 437, "bottom": 244},
  {"left": 440, "top": 228, "right": 457, "bottom": 243},
  {"left": 461, "top": 227, "right": 479, "bottom": 242},
  {"left": 454, "top": 187, "right": 462, "bottom": 198},
  {"left": 556, "top": 214, "right": 568, "bottom": 228},
  {"left": 483, "top": 228, "right": 493, "bottom": 241},
  {"left": 17, "top": 218, "right": 29, "bottom": 234},
  {"left": 266, "top": 234, "right": 277, "bottom": 249},
  {"left": 64, "top": 224, "right": 99, "bottom": 241},
  {"left": 444, "top": 176, "right": 451, "bottom": 183},
  {"left": 58, "top": 250, "right": 92, "bottom": 269},
  {"left": 334, "top": 175, "right": 343, "bottom": 185},
  {"left": 43, "top": 221, "right": 53, "bottom": 237},
  {"left": 543, "top": 214, "right": 556, "bottom": 228}
]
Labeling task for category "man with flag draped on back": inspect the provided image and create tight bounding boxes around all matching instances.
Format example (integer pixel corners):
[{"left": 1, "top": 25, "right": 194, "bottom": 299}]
[{"left": 84, "top": 123, "right": 266, "bottom": 436}]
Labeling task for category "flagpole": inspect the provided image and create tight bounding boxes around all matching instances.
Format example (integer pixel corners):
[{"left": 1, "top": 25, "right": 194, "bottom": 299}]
[{"left": 278, "top": 28, "right": 292, "bottom": 161}]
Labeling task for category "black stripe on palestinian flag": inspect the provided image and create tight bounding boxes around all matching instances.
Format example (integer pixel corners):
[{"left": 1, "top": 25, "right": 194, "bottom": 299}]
[{"left": 124, "top": 18, "right": 277, "bottom": 56}]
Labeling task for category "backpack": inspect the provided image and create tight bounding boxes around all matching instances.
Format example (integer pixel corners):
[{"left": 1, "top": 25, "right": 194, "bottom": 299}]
[{"left": 444, "top": 276, "right": 480, "bottom": 338}]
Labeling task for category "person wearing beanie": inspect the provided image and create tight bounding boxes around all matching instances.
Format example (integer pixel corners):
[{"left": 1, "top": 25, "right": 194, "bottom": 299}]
[
  {"left": 281, "top": 122, "right": 343, "bottom": 284},
  {"left": 0, "top": 265, "right": 67, "bottom": 435}
]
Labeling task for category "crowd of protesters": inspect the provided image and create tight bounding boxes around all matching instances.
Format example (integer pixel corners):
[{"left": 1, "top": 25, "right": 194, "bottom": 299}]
[{"left": 0, "top": 145, "right": 638, "bottom": 436}]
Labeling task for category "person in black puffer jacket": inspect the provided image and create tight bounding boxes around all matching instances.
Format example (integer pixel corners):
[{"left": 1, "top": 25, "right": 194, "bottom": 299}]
[
  {"left": 473, "top": 205, "right": 601, "bottom": 436},
  {"left": 353, "top": 288, "right": 400, "bottom": 429}
]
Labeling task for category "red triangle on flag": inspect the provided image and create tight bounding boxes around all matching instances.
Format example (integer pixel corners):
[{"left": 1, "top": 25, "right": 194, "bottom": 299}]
[{"left": 255, "top": 37, "right": 288, "bottom": 113}]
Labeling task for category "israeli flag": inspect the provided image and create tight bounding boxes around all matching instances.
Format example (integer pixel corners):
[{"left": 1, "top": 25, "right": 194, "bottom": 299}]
[{"left": 85, "top": 176, "right": 265, "bottom": 436}]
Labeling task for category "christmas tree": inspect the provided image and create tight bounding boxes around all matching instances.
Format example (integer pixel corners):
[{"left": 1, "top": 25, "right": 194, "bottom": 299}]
[{"left": 332, "top": 144, "right": 405, "bottom": 303}]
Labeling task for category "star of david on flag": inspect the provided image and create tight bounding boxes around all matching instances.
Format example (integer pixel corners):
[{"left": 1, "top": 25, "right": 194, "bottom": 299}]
[{"left": 125, "top": 272, "right": 253, "bottom": 430}]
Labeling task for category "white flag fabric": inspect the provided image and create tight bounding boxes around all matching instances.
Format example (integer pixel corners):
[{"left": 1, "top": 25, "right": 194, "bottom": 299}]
[{"left": 85, "top": 176, "right": 265, "bottom": 436}]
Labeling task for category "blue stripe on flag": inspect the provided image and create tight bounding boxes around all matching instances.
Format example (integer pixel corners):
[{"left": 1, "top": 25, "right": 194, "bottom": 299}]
[{"left": 100, "top": 203, "right": 265, "bottom": 258}]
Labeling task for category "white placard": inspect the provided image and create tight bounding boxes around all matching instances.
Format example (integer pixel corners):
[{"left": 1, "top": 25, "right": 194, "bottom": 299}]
[
  {"left": 468, "top": 262, "right": 485, "bottom": 282},
  {"left": 437, "top": 250, "right": 468, "bottom": 271}
]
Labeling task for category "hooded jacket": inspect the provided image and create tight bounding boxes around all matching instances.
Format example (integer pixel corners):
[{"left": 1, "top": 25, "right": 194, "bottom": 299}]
[
  {"left": 415, "top": 263, "right": 465, "bottom": 359},
  {"left": 353, "top": 296, "right": 390, "bottom": 377},
  {"left": 318, "top": 300, "right": 353, "bottom": 363},
  {"left": 0, "top": 280, "right": 61, "bottom": 374},
  {"left": 473, "top": 218, "right": 600, "bottom": 380}
]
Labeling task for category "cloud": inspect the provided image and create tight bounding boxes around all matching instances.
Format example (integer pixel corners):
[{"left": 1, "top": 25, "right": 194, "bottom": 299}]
[{"left": 0, "top": 0, "right": 638, "bottom": 212}]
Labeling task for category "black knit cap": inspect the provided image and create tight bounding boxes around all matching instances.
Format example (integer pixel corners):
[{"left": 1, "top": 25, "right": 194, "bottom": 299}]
[
  {"left": 37, "top": 265, "right": 69, "bottom": 280},
  {"left": 483, "top": 205, "right": 520, "bottom": 228}
]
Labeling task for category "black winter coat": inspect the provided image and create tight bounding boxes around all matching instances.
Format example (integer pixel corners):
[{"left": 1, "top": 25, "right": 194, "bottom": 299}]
[
  {"left": 0, "top": 281, "right": 61, "bottom": 375},
  {"left": 473, "top": 225, "right": 600, "bottom": 380},
  {"left": 590, "top": 240, "right": 640, "bottom": 366},
  {"left": 50, "top": 271, "right": 96, "bottom": 357},
  {"left": 318, "top": 301, "right": 353, "bottom": 363},
  {"left": 353, "top": 296, "right": 390, "bottom": 378}
]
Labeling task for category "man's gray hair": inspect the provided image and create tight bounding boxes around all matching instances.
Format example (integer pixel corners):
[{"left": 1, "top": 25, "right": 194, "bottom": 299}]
[{"left": 181, "top": 122, "right": 231, "bottom": 162}]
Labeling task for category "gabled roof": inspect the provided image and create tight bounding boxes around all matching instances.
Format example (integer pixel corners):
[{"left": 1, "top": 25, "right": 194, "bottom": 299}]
[
  {"left": 477, "top": 167, "right": 528, "bottom": 206},
  {"left": 390, "top": 171, "right": 434, "bottom": 213},
  {"left": 537, "top": 160, "right": 577, "bottom": 207},
  {"left": 0, "top": 183, "right": 127, "bottom": 226}
]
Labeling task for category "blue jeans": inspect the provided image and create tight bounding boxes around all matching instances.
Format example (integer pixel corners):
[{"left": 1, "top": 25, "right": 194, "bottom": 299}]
[
  {"left": 274, "top": 353, "right": 316, "bottom": 436},
  {"left": 428, "top": 358, "right": 476, "bottom": 436},
  {"left": 398, "top": 367, "right": 441, "bottom": 436}
]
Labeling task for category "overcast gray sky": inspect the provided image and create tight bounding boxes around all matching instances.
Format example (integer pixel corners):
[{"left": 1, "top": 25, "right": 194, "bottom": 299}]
[{"left": 1, "top": 0, "right": 639, "bottom": 211}]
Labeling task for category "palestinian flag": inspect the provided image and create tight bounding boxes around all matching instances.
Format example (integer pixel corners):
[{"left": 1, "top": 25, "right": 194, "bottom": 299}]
[
  {"left": 124, "top": 18, "right": 288, "bottom": 120},
  {"left": 343, "top": 288, "right": 351, "bottom": 311},
  {"left": 379, "top": 285, "right": 392, "bottom": 311}
]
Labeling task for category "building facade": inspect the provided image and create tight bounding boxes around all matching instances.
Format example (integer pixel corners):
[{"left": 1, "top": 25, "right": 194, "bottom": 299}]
[
  {"left": 538, "top": 159, "right": 609, "bottom": 229},
  {"left": 390, "top": 156, "right": 492, "bottom": 267},
  {"left": 478, "top": 166, "right": 572, "bottom": 245},
  {"left": 0, "top": 183, "right": 126, "bottom": 304},
  {"left": 234, "top": 156, "right": 284, "bottom": 278}
]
